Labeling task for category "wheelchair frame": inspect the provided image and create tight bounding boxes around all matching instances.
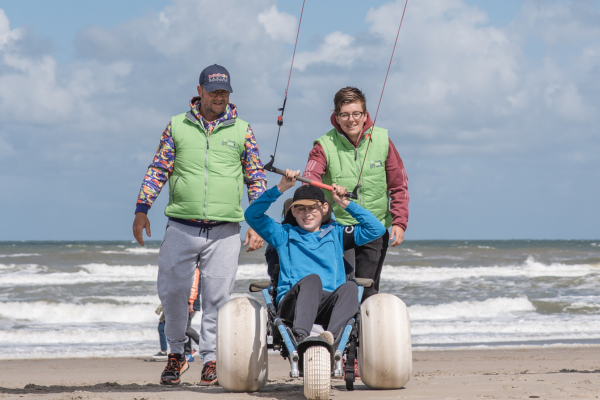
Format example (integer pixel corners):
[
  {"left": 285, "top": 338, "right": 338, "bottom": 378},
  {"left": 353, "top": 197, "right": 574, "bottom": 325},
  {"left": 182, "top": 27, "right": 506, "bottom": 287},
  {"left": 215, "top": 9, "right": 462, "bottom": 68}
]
[{"left": 249, "top": 277, "right": 373, "bottom": 391}]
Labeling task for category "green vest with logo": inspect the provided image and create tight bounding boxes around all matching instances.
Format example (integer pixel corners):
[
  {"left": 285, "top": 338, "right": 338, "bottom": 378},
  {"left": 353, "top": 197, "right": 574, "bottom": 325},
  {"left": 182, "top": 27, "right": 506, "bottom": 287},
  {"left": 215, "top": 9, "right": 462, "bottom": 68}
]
[
  {"left": 315, "top": 127, "right": 392, "bottom": 228},
  {"left": 164, "top": 111, "right": 248, "bottom": 222}
]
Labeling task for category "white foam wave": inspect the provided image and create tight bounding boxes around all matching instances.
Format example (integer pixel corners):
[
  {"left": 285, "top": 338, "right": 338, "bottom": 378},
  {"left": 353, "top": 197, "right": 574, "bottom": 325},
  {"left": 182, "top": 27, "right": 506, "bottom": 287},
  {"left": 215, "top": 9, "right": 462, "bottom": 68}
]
[
  {"left": 565, "top": 302, "right": 600, "bottom": 311},
  {"left": 86, "top": 295, "right": 159, "bottom": 305},
  {"left": 405, "top": 248, "right": 424, "bottom": 257},
  {"left": 0, "top": 343, "right": 159, "bottom": 360},
  {"left": 0, "top": 328, "right": 156, "bottom": 345},
  {"left": 101, "top": 248, "right": 159, "bottom": 255},
  {"left": 0, "top": 253, "right": 40, "bottom": 258},
  {"left": 409, "top": 297, "right": 535, "bottom": 321},
  {"left": 0, "top": 263, "right": 157, "bottom": 286},
  {"left": 381, "top": 256, "right": 599, "bottom": 282},
  {"left": 412, "top": 315, "right": 600, "bottom": 345},
  {"left": 0, "top": 263, "right": 40, "bottom": 272},
  {"left": 236, "top": 263, "right": 269, "bottom": 280},
  {"left": 411, "top": 315, "right": 600, "bottom": 335},
  {"left": 0, "top": 301, "right": 157, "bottom": 324}
]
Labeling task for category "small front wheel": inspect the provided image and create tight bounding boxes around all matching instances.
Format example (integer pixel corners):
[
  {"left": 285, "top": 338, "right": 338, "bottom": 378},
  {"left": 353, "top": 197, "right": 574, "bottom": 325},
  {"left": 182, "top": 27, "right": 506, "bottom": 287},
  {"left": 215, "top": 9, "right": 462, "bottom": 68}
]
[{"left": 303, "top": 345, "right": 331, "bottom": 400}]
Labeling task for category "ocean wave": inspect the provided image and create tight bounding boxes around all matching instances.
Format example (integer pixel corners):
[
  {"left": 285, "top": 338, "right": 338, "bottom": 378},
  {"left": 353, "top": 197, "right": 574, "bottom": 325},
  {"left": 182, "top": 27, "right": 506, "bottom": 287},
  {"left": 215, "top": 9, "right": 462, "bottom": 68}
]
[
  {"left": 0, "top": 264, "right": 158, "bottom": 286},
  {"left": 0, "top": 263, "right": 41, "bottom": 272},
  {"left": 0, "top": 301, "right": 157, "bottom": 324},
  {"left": 0, "top": 328, "right": 156, "bottom": 345},
  {"left": 0, "top": 263, "right": 268, "bottom": 287},
  {"left": 381, "top": 256, "right": 599, "bottom": 282},
  {"left": 409, "top": 297, "right": 535, "bottom": 320},
  {"left": 411, "top": 315, "right": 600, "bottom": 345},
  {"left": 236, "top": 264, "right": 270, "bottom": 280},
  {"left": 0, "top": 253, "right": 40, "bottom": 258},
  {"left": 101, "top": 248, "right": 160, "bottom": 255},
  {"left": 0, "top": 343, "right": 159, "bottom": 360},
  {"left": 411, "top": 315, "right": 600, "bottom": 335},
  {"left": 85, "top": 295, "right": 160, "bottom": 305}
]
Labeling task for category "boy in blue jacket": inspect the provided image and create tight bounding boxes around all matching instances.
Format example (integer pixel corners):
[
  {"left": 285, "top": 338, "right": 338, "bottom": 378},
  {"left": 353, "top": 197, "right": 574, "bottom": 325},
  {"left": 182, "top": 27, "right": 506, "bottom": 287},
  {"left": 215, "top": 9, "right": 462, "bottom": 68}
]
[{"left": 245, "top": 170, "right": 385, "bottom": 344}]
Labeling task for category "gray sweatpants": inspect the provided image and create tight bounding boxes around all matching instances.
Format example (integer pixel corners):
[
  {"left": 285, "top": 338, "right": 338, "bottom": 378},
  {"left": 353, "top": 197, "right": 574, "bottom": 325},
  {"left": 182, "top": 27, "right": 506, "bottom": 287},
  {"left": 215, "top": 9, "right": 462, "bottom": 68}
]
[{"left": 158, "top": 220, "right": 240, "bottom": 362}]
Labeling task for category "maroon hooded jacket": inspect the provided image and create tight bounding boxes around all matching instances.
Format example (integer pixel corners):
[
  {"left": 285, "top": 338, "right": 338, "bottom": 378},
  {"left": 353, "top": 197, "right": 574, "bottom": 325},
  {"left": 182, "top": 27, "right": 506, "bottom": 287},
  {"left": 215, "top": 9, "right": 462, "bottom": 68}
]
[{"left": 303, "top": 112, "right": 409, "bottom": 230}]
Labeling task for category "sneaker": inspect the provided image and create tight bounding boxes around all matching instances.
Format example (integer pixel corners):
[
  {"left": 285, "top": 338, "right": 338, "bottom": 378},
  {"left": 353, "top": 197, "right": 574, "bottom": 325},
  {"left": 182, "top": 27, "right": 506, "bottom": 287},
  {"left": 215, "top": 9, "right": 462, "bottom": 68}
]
[
  {"left": 318, "top": 331, "right": 334, "bottom": 345},
  {"left": 185, "top": 349, "right": 196, "bottom": 362},
  {"left": 160, "top": 353, "right": 188, "bottom": 385},
  {"left": 152, "top": 351, "right": 167, "bottom": 360},
  {"left": 201, "top": 360, "right": 218, "bottom": 385}
]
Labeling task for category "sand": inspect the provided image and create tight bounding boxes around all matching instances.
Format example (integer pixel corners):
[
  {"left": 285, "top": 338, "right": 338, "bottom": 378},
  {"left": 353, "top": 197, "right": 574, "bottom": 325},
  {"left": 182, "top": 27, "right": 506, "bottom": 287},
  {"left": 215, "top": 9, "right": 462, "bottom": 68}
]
[{"left": 1, "top": 347, "right": 599, "bottom": 399}]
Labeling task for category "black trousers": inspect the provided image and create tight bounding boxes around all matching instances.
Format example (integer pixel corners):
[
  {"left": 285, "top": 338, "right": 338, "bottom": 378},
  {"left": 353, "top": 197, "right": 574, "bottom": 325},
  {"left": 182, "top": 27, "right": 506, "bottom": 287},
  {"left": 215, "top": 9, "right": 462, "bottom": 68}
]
[
  {"left": 184, "top": 312, "right": 199, "bottom": 354},
  {"left": 277, "top": 274, "right": 359, "bottom": 339},
  {"left": 354, "top": 230, "right": 389, "bottom": 302}
]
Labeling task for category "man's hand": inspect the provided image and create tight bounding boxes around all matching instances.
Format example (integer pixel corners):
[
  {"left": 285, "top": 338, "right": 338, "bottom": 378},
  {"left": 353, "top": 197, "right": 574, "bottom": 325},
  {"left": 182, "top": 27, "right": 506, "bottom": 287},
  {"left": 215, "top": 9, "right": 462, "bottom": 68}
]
[
  {"left": 390, "top": 225, "right": 405, "bottom": 247},
  {"left": 189, "top": 303, "right": 194, "bottom": 314},
  {"left": 276, "top": 169, "right": 300, "bottom": 193},
  {"left": 244, "top": 227, "right": 264, "bottom": 253},
  {"left": 133, "top": 212, "right": 151, "bottom": 246},
  {"left": 331, "top": 184, "right": 350, "bottom": 209}
]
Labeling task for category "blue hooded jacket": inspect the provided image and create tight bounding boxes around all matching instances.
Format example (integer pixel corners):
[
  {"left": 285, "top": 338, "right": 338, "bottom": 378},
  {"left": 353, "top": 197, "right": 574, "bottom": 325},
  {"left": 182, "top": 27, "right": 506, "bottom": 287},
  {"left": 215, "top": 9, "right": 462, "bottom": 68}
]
[{"left": 245, "top": 186, "right": 386, "bottom": 304}]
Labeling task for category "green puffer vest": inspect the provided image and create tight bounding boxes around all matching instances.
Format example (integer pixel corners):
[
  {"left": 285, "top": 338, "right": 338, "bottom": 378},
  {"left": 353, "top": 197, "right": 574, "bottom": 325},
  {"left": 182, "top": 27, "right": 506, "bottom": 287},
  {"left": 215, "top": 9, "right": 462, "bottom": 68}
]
[
  {"left": 164, "top": 111, "right": 248, "bottom": 221},
  {"left": 315, "top": 127, "right": 392, "bottom": 228}
]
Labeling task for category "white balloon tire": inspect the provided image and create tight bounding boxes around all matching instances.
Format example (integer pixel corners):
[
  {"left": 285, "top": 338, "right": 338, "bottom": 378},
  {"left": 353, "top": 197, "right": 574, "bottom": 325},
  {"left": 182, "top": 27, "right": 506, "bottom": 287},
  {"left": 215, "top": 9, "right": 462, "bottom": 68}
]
[
  {"left": 303, "top": 345, "right": 331, "bottom": 400},
  {"left": 216, "top": 297, "right": 268, "bottom": 392},
  {"left": 359, "top": 293, "right": 412, "bottom": 389}
]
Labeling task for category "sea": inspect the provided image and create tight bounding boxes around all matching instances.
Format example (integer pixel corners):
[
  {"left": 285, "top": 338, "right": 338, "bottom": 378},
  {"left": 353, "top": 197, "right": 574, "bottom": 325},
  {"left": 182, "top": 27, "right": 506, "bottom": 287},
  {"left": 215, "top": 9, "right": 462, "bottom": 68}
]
[{"left": 0, "top": 240, "right": 599, "bottom": 359}]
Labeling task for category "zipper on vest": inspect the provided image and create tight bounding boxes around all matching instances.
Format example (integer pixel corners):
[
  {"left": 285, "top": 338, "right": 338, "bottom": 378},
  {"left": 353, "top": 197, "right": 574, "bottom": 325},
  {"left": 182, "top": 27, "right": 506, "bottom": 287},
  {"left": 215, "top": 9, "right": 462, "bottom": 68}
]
[
  {"left": 353, "top": 147, "right": 363, "bottom": 206},
  {"left": 204, "top": 136, "right": 209, "bottom": 219},
  {"left": 338, "top": 131, "right": 363, "bottom": 206}
]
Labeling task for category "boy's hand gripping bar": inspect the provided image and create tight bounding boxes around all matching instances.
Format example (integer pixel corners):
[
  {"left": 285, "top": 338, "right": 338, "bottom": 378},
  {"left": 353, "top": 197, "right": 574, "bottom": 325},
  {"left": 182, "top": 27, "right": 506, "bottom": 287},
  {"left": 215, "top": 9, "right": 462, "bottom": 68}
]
[{"left": 264, "top": 156, "right": 359, "bottom": 200}]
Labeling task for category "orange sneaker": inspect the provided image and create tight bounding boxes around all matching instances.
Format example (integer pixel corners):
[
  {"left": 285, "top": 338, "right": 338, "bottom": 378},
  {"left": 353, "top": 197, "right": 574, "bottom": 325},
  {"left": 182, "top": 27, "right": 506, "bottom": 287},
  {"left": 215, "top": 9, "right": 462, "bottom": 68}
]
[
  {"left": 201, "top": 360, "right": 218, "bottom": 385},
  {"left": 160, "top": 353, "right": 188, "bottom": 385}
]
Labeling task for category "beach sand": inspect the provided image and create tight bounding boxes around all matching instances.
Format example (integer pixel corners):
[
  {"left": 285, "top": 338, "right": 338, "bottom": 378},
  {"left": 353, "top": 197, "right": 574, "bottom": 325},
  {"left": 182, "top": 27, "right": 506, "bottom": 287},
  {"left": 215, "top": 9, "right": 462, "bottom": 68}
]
[{"left": 1, "top": 347, "right": 598, "bottom": 399}]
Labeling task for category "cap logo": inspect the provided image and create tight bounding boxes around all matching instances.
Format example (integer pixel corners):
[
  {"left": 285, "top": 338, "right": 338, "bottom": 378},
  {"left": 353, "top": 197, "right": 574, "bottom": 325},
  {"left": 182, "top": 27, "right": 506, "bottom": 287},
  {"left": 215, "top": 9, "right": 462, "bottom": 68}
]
[{"left": 208, "top": 73, "right": 228, "bottom": 83}]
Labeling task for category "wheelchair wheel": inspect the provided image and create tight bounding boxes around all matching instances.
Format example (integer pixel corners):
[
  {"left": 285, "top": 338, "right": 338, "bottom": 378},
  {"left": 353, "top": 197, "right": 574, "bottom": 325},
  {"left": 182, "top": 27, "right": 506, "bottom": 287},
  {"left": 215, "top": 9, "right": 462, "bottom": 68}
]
[
  {"left": 216, "top": 297, "right": 268, "bottom": 392},
  {"left": 359, "top": 293, "right": 412, "bottom": 389},
  {"left": 303, "top": 345, "right": 331, "bottom": 400}
]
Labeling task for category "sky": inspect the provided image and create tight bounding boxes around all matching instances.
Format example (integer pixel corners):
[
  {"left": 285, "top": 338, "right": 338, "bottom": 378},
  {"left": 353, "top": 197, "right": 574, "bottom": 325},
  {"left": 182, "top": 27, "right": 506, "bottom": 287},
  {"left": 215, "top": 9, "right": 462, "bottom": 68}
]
[{"left": 0, "top": 0, "right": 599, "bottom": 241}]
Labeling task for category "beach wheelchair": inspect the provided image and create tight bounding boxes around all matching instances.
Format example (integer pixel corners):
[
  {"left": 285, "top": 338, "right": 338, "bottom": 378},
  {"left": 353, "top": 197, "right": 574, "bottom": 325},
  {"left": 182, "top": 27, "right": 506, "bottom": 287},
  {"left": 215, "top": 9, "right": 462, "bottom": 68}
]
[{"left": 216, "top": 263, "right": 412, "bottom": 399}]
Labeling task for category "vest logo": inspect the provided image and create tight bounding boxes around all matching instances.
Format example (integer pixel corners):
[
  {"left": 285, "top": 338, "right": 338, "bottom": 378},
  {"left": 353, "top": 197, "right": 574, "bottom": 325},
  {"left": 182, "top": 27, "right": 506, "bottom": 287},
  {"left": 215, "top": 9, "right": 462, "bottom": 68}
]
[
  {"left": 208, "top": 73, "right": 228, "bottom": 82},
  {"left": 370, "top": 160, "right": 384, "bottom": 169},
  {"left": 222, "top": 139, "right": 237, "bottom": 148}
]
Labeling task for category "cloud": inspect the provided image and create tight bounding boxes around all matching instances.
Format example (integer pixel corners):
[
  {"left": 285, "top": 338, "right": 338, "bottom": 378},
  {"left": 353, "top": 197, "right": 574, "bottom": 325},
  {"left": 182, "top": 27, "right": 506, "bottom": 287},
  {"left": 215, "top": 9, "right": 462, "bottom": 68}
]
[
  {"left": 293, "top": 31, "right": 362, "bottom": 71},
  {"left": 0, "top": 0, "right": 599, "bottom": 239},
  {"left": 0, "top": 9, "right": 19, "bottom": 48},
  {"left": 258, "top": 5, "right": 297, "bottom": 44}
]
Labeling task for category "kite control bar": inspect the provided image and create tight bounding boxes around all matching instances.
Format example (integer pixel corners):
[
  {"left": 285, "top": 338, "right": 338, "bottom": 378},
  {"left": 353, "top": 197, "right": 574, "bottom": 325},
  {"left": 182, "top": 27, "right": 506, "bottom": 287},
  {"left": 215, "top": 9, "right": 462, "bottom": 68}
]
[{"left": 264, "top": 156, "right": 359, "bottom": 200}]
